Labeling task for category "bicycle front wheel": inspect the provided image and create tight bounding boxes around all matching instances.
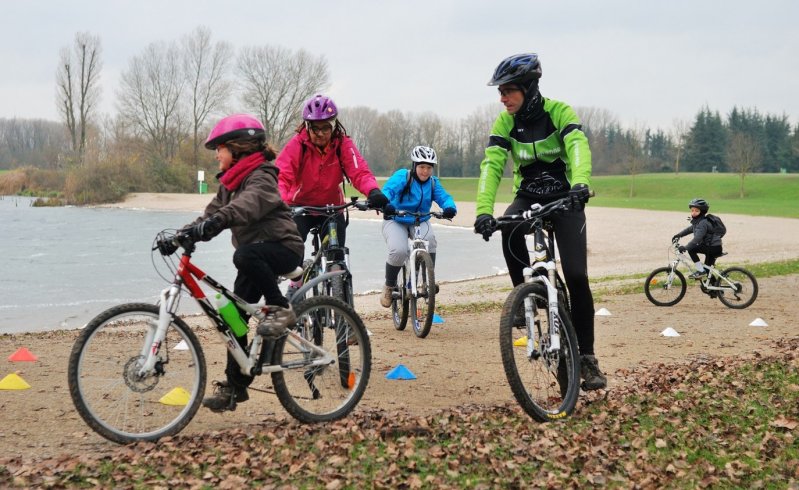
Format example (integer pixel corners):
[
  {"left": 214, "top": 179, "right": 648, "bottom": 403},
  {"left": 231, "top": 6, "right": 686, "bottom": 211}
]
[
  {"left": 272, "top": 296, "right": 371, "bottom": 423},
  {"left": 392, "top": 266, "right": 410, "bottom": 331},
  {"left": 716, "top": 267, "right": 758, "bottom": 309},
  {"left": 409, "top": 251, "right": 435, "bottom": 338},
  {"left": 644, "top": 267, "right": 687, "bottom": 306},
  {"left": 499, "top": 282, "right": 580, "bottom": 422},
  {"left": 67, "top": 303, "right": 206, "bottom": 444}
]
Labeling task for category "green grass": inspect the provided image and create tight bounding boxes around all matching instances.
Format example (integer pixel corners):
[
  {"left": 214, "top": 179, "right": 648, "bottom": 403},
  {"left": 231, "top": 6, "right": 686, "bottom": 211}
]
[{"left": 377, "top": 173, "right": 799, "bottom": 218}]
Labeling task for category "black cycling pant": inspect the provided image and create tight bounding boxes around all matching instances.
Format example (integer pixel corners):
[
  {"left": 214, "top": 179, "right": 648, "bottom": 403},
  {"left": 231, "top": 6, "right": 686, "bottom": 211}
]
[
  {"left": 225, "top": 241, "right": 302, "bottom": 389},
  {"left": 293, "top": 213, "right": 347, "bottom": 259},
  {"left": 501, "top": 197, "right": 596, "bottom": 356},
  {"left": 686, "top": 244, "right": 723, "bottom": 267}
]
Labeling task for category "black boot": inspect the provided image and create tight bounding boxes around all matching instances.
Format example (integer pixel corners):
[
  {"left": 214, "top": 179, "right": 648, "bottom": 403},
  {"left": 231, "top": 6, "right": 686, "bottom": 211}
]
[{"left": 202, "top": 380, "right": 249, "bottom": 412}]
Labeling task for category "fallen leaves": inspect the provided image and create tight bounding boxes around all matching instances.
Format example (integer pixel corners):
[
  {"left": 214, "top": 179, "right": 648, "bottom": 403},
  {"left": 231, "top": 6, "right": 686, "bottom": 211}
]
[{"left": 1, "top": 338, "right": 797, "bottom": 488}]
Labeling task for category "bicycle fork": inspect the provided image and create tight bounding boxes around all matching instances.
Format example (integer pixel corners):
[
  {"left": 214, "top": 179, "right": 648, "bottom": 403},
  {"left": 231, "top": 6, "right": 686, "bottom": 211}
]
[{"left": 522, "top": 264, "right": 561, "bottom": 358}]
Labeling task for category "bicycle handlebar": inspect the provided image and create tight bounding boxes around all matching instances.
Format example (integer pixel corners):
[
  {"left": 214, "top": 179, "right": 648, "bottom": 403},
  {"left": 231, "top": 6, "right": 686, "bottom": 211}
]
[
  {"left": 291, "top": 198, "right": 371, "bottom": 217},
  {"left": 389, "top": 210, "right": 448, "bottom": 221},
  {"left": 494, "top": 197, "right": 572, "bottom": 227}
]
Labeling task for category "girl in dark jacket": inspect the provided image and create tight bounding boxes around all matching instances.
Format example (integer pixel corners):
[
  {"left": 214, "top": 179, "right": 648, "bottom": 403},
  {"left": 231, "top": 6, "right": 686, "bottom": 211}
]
[{"left": 181, "top": 114, "right": 304, "bottom": 412}]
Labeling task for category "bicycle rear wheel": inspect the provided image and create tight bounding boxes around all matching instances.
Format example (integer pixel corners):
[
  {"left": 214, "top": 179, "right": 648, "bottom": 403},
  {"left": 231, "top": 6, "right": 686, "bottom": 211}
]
[
  {"left": 716, "top": 267, "right": 758, "bottom": 309},
  {"left": 272, "top": 296, "right": 371, "bottom": 423},
  {"left": 67, "top": 303, "right": 206, "bottom": 444},
  {"left": 392, "top": 266, "right": 410, "bottom": 331},
  {"left": 644, "top": 267, "right": 687, "bottom": 306},
  {"left": 409, "top": 251, "right": 435, "bottom": 338},
  {"left": 499, "top": 282, "right": 580, "bottom": 422}
]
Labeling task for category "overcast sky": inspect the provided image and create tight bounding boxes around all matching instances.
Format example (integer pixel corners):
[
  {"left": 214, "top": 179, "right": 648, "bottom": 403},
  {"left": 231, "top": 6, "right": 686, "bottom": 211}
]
[{"left": 3, "top": 0, "right": 797, "bottom": 130}]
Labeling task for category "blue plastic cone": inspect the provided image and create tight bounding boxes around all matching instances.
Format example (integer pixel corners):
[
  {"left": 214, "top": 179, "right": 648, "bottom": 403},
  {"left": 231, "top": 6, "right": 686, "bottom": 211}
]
[
  {"left": 432, "top": 313, "right": 444, "bottom": 324},
  {"left": 385, "top": 364, "right": 417, "bottom": 380}
]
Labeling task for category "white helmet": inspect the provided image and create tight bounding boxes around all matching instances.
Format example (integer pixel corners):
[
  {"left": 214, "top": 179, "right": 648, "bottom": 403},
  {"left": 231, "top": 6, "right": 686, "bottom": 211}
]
[{"left": 410, "top": 145, "right": 437, "bottom": 165}]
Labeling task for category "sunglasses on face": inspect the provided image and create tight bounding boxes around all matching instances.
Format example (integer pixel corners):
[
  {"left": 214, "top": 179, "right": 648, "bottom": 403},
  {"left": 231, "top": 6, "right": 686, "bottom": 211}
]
[
  {"left": 498, "top": 87, "right": 523, "bottom": 97},
  {"left": 308, "top": 123, "right": 333, "bottom": 135}
]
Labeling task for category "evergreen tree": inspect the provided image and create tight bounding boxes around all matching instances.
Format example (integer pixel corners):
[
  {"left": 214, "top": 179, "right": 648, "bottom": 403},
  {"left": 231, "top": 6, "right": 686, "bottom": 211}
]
[
  {"left": 683, "top": 107, "right": 727, "bottom": 172},
  {"left": 762, "top": 114, "right": 793, "bottom": 172}
]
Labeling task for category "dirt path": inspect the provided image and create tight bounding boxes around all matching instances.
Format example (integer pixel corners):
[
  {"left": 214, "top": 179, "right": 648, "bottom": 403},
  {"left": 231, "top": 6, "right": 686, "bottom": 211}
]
[
  {"left": 2, "top": 272, "right": 797, "bottom": 462},
  {"left": 2, "top": 197, "right": 797, "bottom": 461}
]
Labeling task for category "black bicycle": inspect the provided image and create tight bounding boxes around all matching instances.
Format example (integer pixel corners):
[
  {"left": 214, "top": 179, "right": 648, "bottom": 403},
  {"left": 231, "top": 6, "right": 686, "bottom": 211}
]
[
  {"left": 289, "top": 197, "right": 372, "bottom": 309},
  {"left": 488, "top": 197, "right": 581, "bottom": 422}
]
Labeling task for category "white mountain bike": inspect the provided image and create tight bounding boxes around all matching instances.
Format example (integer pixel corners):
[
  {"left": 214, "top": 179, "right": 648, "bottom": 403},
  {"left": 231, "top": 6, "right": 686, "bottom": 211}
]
[{"left": 389, "top": 210, "right": 448, "bottom": 338}]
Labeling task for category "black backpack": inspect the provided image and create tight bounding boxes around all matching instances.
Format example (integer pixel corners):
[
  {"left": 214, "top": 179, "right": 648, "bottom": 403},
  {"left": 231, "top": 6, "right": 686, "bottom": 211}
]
[{"left": 705, "top": 214, "right": 727, "bottom": 238}]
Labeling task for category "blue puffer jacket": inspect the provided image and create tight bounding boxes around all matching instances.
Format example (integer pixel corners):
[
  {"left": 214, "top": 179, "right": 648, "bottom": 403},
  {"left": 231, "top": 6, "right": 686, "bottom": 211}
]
[{"left": 382, "top": 168, "right": 456, "bottom": 225}]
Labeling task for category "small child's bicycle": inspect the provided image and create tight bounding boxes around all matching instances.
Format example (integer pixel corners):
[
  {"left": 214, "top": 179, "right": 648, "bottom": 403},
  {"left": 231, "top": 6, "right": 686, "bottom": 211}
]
[
  {"left": 67, "top": 230, "right": 372, "bottom": 444},
  {"left": 644, "top": 239, "right": 758, "bottom": 309},
  {"left": 388, "top": 210, "right": 448, "bottom": 338}
]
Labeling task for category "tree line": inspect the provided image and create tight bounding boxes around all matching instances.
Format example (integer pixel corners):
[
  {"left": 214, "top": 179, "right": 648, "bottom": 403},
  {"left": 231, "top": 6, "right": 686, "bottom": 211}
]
[{"left": 1, "top": 28, "right": 798, "bottom": 203}]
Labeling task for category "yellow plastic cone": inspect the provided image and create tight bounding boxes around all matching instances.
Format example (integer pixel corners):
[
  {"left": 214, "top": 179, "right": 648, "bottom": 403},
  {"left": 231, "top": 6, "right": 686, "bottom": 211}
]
[
  {"left": 514, "top": 336, "right": 528, "bottom": 347},
  {"left": 159, "top": 387, "right": 190, "bottom": 406},
  {"left": 0, "top": 373, "right": 32, "bottom": 390}
]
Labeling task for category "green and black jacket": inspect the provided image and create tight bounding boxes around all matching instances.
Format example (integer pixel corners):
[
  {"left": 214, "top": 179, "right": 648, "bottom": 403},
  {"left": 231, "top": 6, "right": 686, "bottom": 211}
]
[{"left": 476, "top": 97, "right": 592, "bottom": 216}]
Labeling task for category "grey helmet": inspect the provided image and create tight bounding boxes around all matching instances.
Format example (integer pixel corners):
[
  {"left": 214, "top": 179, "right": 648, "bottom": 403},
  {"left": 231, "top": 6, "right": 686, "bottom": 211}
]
[{"left": 688, "top": 198, "right": 709, "bottom": 213}]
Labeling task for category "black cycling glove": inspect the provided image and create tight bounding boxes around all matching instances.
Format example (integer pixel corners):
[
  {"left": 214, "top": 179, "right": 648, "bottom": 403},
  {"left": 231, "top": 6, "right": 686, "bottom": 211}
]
[
  {"left": 442, "top": 207, "right": 456, "bottom": 219},
  {"left": 568, "top": 183, "right": 591, "bottom": 211},
  {"left": 156, "top": 237, "right": 179, "bottom": 256},
  {"left": 367, "top": 189, "right": 389, "bottom": 209},
  {"left": 382, "top": 204, "right": 396, "bottom": 220},
  {"left": 188, "top": 215, "right": 223, "bottom": 242},
  {"left": 473, "top": 214, "right": 496, "bottom": 242}
]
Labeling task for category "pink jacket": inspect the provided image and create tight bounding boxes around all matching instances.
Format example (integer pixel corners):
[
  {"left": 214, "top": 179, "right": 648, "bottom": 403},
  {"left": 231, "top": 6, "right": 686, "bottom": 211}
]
[{"left": 276, "top": 129, "right": 379, "bottom": 206}]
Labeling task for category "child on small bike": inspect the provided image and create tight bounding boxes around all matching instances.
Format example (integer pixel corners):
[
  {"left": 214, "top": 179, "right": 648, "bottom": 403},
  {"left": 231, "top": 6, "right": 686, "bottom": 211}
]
[
  {"left": 379, "top": 145, "right": 457, "bottom": 307},
  {"left": 672, "top": 198, "right": 724, "bottom": 279},
  {"left": 179, "top": 114, "right": 305, "bottom": 412}
]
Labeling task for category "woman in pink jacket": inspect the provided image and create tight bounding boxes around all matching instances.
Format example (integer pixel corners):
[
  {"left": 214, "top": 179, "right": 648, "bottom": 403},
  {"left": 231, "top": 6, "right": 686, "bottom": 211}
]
[{"left": 276, "top": 95, "right": 388, "bottom": 293}]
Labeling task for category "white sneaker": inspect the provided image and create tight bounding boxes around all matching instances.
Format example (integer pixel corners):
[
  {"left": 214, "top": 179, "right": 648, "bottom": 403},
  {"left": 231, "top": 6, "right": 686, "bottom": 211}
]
[{"left": 380, "top": 285, "right": 393, "bottom": 308}]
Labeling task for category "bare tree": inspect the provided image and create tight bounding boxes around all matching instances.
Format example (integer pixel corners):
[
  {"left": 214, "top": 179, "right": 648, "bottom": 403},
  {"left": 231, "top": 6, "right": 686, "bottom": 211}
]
[
  {"left": 369, "top": 110, "right": 413, "bottom": 175},
  {"left": 56, "top": 32, "right": 102, "bottom": 166},
  {"left": 182, "top": 27, "right": 233, "bottom": 169},
  {"left": 237, "top": 45, "right": 329, "bottom": 147},
  {"left": 670, "top": 118, "right": 689, "bottom": 175},
  {"left": 117, "top": 41, "right": 187, "bottom": 162},
  {"left": 414, "top": 112, "right": 443, "bottom": 176},
  {"left": 727, "top": 132, "right": 761, "bottom": 198},
  {"left": 624, "top": 124, "right": 648, "bottom": 198},
  {"left": 338, "top": 106, "right": 379, "bottom": 161},
  {"left": 461, "top": 103, "right": 500, "bottom": 177}
]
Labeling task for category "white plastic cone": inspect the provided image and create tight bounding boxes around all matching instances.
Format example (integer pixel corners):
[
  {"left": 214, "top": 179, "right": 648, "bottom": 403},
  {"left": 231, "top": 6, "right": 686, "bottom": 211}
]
[
  {"left": 173, "top": 340, "right": 189, "bottom": 350},
  {"left": 661, "top": 327, "right": 681, "bottom": 337},
  {"left": 595, "top": 308, "right": 612, "bottom": 316},
  {"left": 749, "top": 318, "right": 768, "bottom": 327}
]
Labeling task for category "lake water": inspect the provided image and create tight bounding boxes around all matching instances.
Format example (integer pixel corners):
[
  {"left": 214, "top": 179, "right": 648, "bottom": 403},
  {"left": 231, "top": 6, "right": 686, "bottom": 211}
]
[{"left": 0, "top": 196, "right": 507, "bottom": 333}]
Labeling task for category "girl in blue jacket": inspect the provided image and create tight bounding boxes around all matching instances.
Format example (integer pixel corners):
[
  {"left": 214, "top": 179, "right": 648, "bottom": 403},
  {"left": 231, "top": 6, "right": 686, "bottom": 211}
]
[{"left": 379, "top": 146, "right": 457, "bottom": 307}]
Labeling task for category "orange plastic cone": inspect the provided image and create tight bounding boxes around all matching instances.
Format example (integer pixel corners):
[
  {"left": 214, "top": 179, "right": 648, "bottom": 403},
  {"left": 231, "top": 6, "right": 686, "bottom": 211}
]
[{"left": 8, "top": 347, "right": 38, "bottom": 362}]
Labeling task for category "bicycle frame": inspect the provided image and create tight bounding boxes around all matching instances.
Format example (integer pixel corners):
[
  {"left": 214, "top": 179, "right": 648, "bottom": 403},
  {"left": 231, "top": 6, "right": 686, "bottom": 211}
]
[
  {"left": 145, "top": 246, "right": 337, "bottom": 381},
  {"left": 291, "top": 198, "right": 370, "bottom": 306},
  {"left": 668, "top": 243, "right": 736, "bottom": 294},
  {"left": 498, "top": 200, "right": 571, "bottom": 356},
  {"left": 403, "top": 213, "right": 435, "bottom": 300}
]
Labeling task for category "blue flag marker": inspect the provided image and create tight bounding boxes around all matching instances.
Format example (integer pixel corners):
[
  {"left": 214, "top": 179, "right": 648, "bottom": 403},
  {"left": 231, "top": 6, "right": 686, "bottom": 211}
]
[
  {"left": 385, "top": 364, "right": 416, "bottom": 380},
  {"left": 432, "top": 313, "right": 444, "bottom": 324}
]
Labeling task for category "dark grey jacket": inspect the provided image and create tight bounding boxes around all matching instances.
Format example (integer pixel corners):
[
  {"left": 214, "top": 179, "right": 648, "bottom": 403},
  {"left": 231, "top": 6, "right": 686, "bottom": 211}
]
[
  {"left": 196, "top": 163, "right": 304, "bottom": 258},
  {"left": 675, "top": 216, "right": 722, "bottom": 248}
]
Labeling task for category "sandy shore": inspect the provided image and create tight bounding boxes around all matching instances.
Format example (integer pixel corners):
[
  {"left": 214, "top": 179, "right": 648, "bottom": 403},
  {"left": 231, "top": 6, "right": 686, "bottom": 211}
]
[{"left": 105, "top": 192, "right": 799, "bottom": 278}]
